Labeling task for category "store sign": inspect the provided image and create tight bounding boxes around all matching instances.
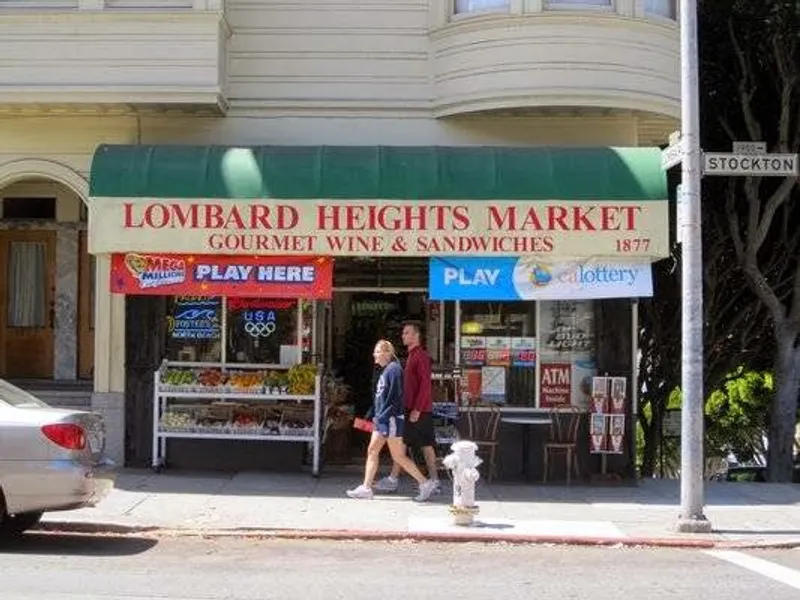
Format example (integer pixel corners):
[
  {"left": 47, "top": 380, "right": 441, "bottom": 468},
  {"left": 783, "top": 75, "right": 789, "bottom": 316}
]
[
  {"left": 540, "top": 363, "right": 572, "bottom": 408},
  {"left": 89, "top": 198, "right": 669, "bottom": 260},
  {"left": 428, "top": 257, "right": 653, "bottom": 300},
  {"left": 110, "top": 254, "right": 333, "bottom": 299},
  {"left": 511, "top": 338, "right": 536, "bottom": 367},
  {"left": 168, "top": 297, "right": 221, "bottom": 340}
]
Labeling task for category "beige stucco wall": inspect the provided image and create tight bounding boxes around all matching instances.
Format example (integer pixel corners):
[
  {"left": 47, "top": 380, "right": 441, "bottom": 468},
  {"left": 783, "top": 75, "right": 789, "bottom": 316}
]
[{"left": 0, "top": 8, "right": 226, "bottom": 108}]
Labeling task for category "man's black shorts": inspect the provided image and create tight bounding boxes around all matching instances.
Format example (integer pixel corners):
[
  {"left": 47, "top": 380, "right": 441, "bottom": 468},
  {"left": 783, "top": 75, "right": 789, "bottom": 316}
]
[{"left": 403, "top": 411, "right": 436, "bottom": 448}]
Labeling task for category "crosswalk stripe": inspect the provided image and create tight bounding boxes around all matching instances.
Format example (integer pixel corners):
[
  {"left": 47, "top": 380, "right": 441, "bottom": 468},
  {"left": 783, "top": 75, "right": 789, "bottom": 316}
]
[{"left": 705, "top": 550, "right": 800, "bottom": 590}]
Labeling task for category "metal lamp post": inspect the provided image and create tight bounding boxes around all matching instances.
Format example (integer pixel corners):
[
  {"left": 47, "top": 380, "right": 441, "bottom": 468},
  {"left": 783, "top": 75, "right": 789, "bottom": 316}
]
[{"left": 676, "top": 0, "right": 712, "bottom": 533}]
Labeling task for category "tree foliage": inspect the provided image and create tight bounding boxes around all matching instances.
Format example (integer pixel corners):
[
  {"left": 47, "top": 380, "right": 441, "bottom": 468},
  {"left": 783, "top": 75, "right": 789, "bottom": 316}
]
[
  {"left": 699, "top": 0, "right": 800, "bottom": 481},
  {"left": 705, "top": 370, "right": 773, "bottom": 464},
  {"left": 637, "top": 0, "right": 795, "bottom": 478}
]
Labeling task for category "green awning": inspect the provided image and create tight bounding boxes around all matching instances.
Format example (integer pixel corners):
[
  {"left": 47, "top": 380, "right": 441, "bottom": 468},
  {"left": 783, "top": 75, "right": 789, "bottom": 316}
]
[{"left": 89, "top": 145, "right": 667, "bottom": 201}]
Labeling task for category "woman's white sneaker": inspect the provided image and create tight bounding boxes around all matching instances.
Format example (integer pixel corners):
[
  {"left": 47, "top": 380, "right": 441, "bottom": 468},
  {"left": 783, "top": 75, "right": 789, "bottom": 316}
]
[
  {"left": 414, "top": 479, "right": 438, "bottom": 502},
  {"left": 346, "top": 484, "right": 374, "bottom": 499},
  {"left": 374, "top": 476, "right": 399, "bottom": 493}
]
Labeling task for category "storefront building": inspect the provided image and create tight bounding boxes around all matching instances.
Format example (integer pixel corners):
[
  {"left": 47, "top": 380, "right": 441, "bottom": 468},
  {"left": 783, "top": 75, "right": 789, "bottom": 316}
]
[
  {"left": 83, "top": 145, "right": 668, "bottom": 478},
  {"left": 0, "top": 0, "right": 679, "bottom": 473}
]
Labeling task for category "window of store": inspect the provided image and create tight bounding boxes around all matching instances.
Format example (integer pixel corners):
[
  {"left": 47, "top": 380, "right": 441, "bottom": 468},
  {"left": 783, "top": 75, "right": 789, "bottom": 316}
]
[
  {"left": 227, "top": 298, "right": 299, "bottom": 365},
  {"left": 455, "top": 299, "right": 599, "bottom": 409},
  {"left": 453, "top": 0, "right": 510, "bottom": 15},
  {"left": 165, "top": 296, "right": 223, "bottom": 363},
  {"left": 537, "top": 300, "right": 597, "bottom": 411},
  {"left": 644, "top": 0, "right": 676, "bottom": 19},
  {"left": 545, "top": 0, "right": 613, "bottom": 9},
  {"left": 164, "top": 296, "right": 308, "bottom": 366},
  {"left": 459, "top": 301, "right": 537, "bottom": 407}
]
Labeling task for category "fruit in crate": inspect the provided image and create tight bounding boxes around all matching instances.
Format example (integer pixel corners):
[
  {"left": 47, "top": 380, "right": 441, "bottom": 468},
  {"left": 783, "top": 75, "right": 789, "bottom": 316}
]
[
  {"left": 287, "top": 364, "right": 317, "bottom": 395},
  {"left": 284, "top": 419, "right": 311, "bottom": 428},
  {"left": 228, "top": 371, "right": 264, "bottom": 390},
  {"left": 233, "top": 415, "right": 258, "bottom": 425},
  {"left": 264, "top": 371, "right": 282, "bottom": 390},
  {"left": 162, "top": 369, "right": 195, "bottom": 387},
  {"left": 160, "top": 411, "right": 194, "bottom": 429},
  {"left": 197, "top": 369, "right": 224, "bottom": 387}
]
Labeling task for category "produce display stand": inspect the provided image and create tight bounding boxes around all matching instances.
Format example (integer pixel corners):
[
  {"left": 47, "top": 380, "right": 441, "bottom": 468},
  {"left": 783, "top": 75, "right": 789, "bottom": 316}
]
[{"left": 152, "top": 360, "right": 323, "bottom": 476}]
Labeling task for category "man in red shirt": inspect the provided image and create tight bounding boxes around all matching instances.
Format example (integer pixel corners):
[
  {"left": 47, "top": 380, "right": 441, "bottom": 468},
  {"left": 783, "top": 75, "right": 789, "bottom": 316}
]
[{"left": 374, "top": 322, "right": 440, "bottom": 493}]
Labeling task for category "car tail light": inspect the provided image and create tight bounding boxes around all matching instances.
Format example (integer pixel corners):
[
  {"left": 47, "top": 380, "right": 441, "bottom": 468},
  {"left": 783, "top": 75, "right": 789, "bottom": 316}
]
[{"left": 41, "top": 423, "right": 86, "bottom": 451}]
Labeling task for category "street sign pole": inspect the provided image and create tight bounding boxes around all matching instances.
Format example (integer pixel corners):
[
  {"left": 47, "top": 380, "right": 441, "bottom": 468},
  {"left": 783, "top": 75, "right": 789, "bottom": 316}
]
[{"left": 677, "top": 0, "right": 711, "bottom": 533}]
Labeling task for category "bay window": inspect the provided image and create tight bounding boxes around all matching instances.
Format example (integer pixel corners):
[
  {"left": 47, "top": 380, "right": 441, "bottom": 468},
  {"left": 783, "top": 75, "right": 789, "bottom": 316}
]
[
  {"left": 546, "top": 0, "right": 612, "bottom": 8},
  {"left": 454, "top": 0, "right": 509, "bottom": 15},
  {"left": 645, "top": 0, "right": 676, "bottom": 19}
]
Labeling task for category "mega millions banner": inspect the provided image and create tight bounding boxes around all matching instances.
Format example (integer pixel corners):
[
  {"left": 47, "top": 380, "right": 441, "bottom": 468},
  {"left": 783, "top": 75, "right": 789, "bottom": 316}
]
[
  {"left": 110, "top": 253, "right": 333, "bottom": 299},
  {"left": 428, "top": 257, "right": 653, "bottom": 301}
]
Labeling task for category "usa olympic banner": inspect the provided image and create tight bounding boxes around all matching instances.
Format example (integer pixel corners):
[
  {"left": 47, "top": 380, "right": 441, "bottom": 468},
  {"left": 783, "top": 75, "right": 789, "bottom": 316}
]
[
  {"left": 110, "top": 253, "right": 333, "bottom": 299},
  {"left": 428, "top": 257, "right": 653, "bottom": 301}
]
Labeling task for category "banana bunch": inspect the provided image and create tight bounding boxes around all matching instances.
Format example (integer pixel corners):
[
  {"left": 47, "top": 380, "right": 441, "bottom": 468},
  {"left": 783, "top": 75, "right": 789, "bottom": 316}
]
[{"left": 287, "top": 364, "right": 317, "bottom": 395}]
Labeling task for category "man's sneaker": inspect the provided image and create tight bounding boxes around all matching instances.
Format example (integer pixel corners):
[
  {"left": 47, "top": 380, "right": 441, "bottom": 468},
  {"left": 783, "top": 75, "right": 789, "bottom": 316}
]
[
  {"left": 432, "top": 480, "right": 443, "bottom": 495},
  {"left": 374, "top": 476, "right": 399, "bottom": 493},
  {"left": 414, "top": 479, "right": 438, "bottom": 502},
  {"left": 346, "top": 484, "right": 374, "bottom": 499}
]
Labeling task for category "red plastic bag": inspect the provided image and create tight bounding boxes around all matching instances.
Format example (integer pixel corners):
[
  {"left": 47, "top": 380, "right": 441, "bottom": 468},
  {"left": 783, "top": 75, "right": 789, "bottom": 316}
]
[{"left": 352, "top": 417, "right": 374, "bottom": 432}]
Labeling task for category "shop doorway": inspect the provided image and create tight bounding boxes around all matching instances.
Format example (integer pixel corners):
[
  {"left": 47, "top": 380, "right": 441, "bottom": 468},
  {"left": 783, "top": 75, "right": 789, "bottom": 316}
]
[
  {"left": 332, "top": 290, "right": 427, "bottom": 418},
  {"left": 0, "top": 230, "right": 56, "bottom": 378}
]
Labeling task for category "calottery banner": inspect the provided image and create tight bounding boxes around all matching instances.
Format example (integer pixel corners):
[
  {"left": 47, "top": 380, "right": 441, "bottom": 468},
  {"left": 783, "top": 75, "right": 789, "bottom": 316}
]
[
  {"left": 429, "top": 257, "right": 653, "bottom": 300},
  {"left": 110, "top": 253, "right": 333, "bottom": 299},
  {"left": 89, "top": 198, "right": 669, "bottom": 260}
]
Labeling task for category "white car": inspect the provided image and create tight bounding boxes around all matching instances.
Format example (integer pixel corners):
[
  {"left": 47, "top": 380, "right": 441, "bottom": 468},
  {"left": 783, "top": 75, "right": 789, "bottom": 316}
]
[{"left": 0, "top": 379, "right": 114, "bottom": 537}]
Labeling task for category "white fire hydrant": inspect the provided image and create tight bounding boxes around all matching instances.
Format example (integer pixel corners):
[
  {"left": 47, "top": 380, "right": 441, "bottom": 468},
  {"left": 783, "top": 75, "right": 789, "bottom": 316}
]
[{"left": 443, "top": 440, "right": 482, "bottom": 526}]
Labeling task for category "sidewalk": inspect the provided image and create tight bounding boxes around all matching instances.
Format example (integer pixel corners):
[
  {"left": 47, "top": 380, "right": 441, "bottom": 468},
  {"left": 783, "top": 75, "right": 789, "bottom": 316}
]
[{"left": 41, "top": 469, "right": 800, "bottom": 549}]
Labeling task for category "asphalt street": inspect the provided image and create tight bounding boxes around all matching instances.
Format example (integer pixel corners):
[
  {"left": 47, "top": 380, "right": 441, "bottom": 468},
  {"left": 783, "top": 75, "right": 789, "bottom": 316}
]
[{"left": 2, "top": 533, "right": 800, "bottom": 599}]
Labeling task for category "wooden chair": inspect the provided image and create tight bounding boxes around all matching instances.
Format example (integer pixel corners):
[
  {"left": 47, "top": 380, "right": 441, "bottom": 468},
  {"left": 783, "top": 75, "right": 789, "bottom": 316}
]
[
  {"left": 465, "top": 404, "right": 502, "bottom": 483},
  {"left": 542, "top": 407, "right": 583, "bottom": 485},
  {"left": 432, "top": 400, "right": 460, "bottom": 481}
]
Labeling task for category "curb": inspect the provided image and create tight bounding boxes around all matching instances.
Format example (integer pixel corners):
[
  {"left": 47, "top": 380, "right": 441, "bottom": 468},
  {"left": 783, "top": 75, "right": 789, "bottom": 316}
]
[{"left": 36, "top": 521, "right": 800, "bottom": 550}]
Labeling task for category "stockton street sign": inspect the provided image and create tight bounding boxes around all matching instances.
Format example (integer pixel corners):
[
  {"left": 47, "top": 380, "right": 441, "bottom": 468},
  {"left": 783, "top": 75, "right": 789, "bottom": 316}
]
[{"left": 703, "top": 153, "right": 798, "bottom": 177}]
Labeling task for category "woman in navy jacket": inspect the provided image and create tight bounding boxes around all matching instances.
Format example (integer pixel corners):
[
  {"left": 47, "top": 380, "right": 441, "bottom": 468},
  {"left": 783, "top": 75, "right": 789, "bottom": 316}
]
[{"left": 347, "top": 339, "right": 437, "bottom": 502}]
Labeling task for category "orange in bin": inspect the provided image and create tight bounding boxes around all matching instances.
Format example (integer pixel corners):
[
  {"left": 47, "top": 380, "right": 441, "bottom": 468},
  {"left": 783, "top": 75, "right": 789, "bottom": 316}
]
[{"left": 352, "top": 417, "right": 374, "bottom": 432}]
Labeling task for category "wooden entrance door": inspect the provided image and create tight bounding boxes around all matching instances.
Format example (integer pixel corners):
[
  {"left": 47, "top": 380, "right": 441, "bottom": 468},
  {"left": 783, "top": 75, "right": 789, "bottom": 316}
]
[
  {"left": 0, "top": 230, "right": 56, "bottom": 378},
  {"left": 78, "top": 231, "right": 95, "bottom": 379}
]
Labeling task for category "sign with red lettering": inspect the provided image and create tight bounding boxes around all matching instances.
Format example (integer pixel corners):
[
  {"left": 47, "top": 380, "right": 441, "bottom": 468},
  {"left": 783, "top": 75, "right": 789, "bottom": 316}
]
[
  {"left": 88, "top": 198, "right": 669, "bottom": 260},
  {"left": 460, "top": 336, "right": 487, "bottom": 366},
  {"left": 511, "top": 337, "right": 536, "bottom": 367},
  {"left": 540, "top": 363, "right": 572, "bottom": 408},
  {"left": 110, "top": 254, "right": 332, "bottom": 299},
  {"left": 485, "top": 337, "right": 511, "bottom": 366}
]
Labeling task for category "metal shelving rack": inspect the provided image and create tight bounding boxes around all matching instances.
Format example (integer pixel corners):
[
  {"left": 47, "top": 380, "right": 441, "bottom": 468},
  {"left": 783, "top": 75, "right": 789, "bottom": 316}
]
[{"left": 151, "top": 360, "right": 323, "bottom": 476}]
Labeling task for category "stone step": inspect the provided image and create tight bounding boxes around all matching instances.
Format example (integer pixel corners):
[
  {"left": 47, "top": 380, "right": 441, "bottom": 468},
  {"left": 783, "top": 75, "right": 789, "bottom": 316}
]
[{"left": 20, "top": 387, "right": 93, "bottom": 411}]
